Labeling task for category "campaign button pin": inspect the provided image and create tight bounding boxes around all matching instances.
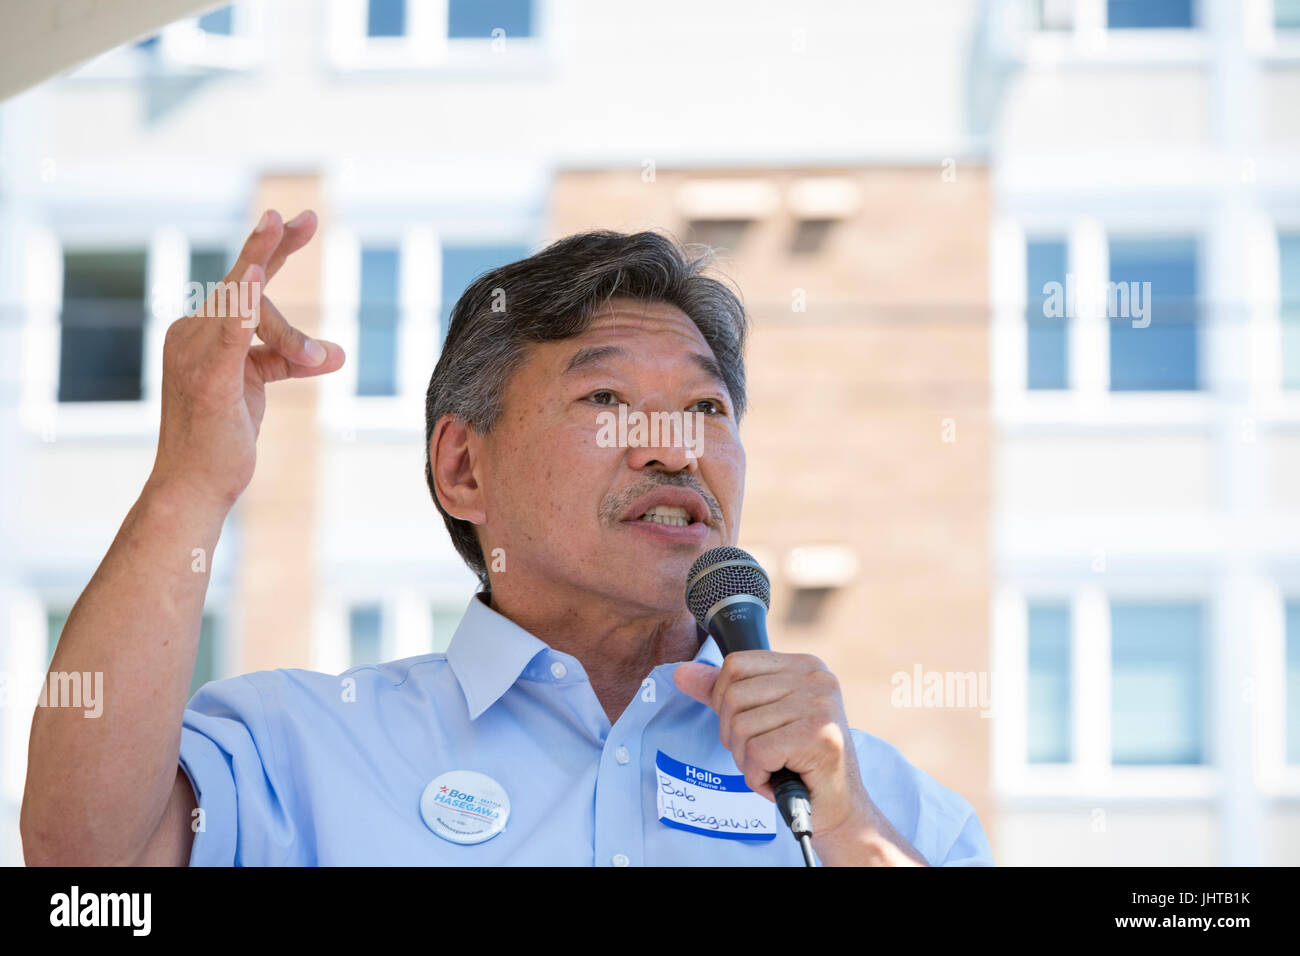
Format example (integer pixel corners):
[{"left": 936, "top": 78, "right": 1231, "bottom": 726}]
[{"left": 420, "top": 770, "right": 511, "bottom": 845}]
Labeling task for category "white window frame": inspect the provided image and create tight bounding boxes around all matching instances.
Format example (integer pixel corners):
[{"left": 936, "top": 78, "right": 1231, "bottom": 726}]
[
  {"left": 64, "top": 0, "right": 265, "bottom": 81},
  {"left": 993, "top": 582, "right": 1218, "bottom": 803},
  {"left": 20, "top": 221, "right": 239, "bottom": 440},
  {"left": 992, "top": 214, "right": 1215, "bottom": 429},
  {"left": 317, "top": 588, "right": 475, "bottom": 673},
  {"left": 319, "top": 223, "right": 436, "bottom": 436},
  {"left": 1258, "top": 216, "right": 1300, "bottom": 423},
  {"left": 22, "top": 227, "right": 169, "bottom": 439},
  {"left": 319, "top": 221, "right": 538, "bottom": 438},
  {"left": 325, "top": 0, "right": 551, "bottom": 74},
  {"left": 158, "top": 1, "right": 266, "bottom": 71},
  {"left": 1245, "top": 0, "right": 1300, "bottom": 59},
  {"left": 1260, "top": 584, "right": 1300, "bottom": 795},
  {"left": 1012, "top": 0, "right": 1211, "bottom": 67}
]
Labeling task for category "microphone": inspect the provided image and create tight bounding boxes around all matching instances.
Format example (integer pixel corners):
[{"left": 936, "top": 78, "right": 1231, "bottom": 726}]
[{"left": 685, "top": 546, "right": 817, "bottom": 866}]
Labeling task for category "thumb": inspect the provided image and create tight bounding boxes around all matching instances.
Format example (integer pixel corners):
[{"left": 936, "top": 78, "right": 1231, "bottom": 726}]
[{"left": 672, "top": 662, "right": 720, "bottom": 707}]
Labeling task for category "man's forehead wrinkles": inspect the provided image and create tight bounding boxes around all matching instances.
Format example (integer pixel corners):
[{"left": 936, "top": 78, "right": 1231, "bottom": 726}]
[
  {"left": 589, "top": 297, "right": 692, "bottom": 325},
  {"left": 584, "top": 311, "right": 707, "bottom": 345}
]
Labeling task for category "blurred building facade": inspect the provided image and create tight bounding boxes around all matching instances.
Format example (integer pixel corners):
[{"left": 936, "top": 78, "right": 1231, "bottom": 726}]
[
  {"left": 985, "top": 0, "right": 1300, "bottom": 865},
  {"left": 0, "top": 0, "right": 1297, "bottom": 867}
]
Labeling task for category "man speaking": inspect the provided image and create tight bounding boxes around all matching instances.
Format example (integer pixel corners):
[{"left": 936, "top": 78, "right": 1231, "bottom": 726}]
[{"left": 21, "top": 209, "right": 993, "bottom": 867}]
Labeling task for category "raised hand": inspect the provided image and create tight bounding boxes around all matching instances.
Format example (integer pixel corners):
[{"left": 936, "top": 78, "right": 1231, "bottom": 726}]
[{"left": 149, "top": 209, "right": 345, "bottom": 511}]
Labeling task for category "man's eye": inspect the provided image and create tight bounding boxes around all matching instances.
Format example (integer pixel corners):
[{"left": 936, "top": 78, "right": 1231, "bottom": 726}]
[
  {"left": 588, "top": 390, "right": 617, "bottom": 405},
  {"left": 690, "top": 399, "right": 724, "bottom": 415}
]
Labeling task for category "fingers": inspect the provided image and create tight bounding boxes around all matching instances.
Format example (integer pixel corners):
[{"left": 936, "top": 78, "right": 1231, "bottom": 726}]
[
  {"left": 671, "top": 662, "right": 719, "bottom": 706},
  {"left": 708, "top": 651, "right": 823, "bottom": 713},
  {"left": 264, "top": 209, "right": 318, "bottom": 282},
  {"left": 227, "top": 209, "right": 285, "bottom": 290},
  {"left": 739, "top": 722, "right": 810, "bottom": 800},
  {"left": 732, "top": 700, "right": 805, "bottom": 772},
  {"left": 247, "top": 341, "right": 345, "bottom": 386},
  {"left": 717, "top": 673, "right": 795, "bottom": 750},
  {"left": 210, "top": 263, "right": 262, "bottom": 361},
  {"left": 251, "top": 293, "right": 329, "bottom": 367},
  {"left": 226, "top": 207, "right": 318, "bottom": 291}
]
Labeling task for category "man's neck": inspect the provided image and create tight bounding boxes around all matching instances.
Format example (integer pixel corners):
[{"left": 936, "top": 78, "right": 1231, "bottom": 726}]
[{"left": 486, "top": 585, "right": 702, "bottom": 726}]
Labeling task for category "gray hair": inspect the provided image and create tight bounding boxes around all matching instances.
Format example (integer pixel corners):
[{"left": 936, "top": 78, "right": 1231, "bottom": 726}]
[{"left": 423, "top": 230, "right": 749, "bottom": 587}]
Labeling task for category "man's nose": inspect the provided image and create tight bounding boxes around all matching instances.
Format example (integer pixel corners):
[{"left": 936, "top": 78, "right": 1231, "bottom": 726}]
[{"left": 624, "top": 406, "right": 700, "bottom": 474}]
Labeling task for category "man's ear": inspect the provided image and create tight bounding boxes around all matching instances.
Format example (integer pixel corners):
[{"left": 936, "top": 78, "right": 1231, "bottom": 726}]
[{"left": 430, "top": 414, "right": 487, "bottom": 526}]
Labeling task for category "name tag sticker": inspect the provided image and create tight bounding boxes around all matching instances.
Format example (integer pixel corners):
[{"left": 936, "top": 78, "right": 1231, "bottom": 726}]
[{"left": 655, "top": 750, "right": 776, "bottom": 841}]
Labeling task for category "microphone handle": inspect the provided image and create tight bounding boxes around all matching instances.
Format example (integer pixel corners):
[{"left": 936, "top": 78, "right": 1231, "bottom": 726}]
[
  {"left": 704, "top": 600, "right": 814, "bottom": 841},
  {"left": 769, "top": 769, "right": 812, "bottom": 833}
]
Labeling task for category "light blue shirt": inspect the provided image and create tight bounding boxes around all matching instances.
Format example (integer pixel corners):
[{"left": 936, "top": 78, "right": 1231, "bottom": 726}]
[{"left": 179, "top": 591, "right": 993, "bottom": 866}]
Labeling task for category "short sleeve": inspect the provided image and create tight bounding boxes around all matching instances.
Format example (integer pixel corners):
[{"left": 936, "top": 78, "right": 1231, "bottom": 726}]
[
  {"left": 930, "top": 799, "right": 994, "bottom": 866},
  {"left": 178, "top": 670, "right": 300, "bottom": 866},
  {"left": 850, "top": 728, "right": 995, "bottom": 867}
]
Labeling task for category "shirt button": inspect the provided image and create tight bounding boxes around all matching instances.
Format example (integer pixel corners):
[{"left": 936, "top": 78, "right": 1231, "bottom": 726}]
[
  {"left": 550, "top": 661, "right": 567, "bottom": 679},
  {"left": 615, "top": 746, "right": 630, "bottom": 765},
  {"left": 612, "top": 853, "right": 630, "bottom": 867}
]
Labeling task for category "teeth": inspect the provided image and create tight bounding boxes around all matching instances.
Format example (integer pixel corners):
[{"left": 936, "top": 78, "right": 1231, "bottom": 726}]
[{"left": 637, "top": 505, "right": 691, "bottom": 527}]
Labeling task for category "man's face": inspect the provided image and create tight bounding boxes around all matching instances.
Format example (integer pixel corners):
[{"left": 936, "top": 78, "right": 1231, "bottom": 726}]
[{"left": 476, "top": 297, "right": 745, "bottom": 613}]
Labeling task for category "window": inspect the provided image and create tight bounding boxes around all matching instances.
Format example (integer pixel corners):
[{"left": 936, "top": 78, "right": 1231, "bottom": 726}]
[
  {"left": 48, "top": 609, "right": 217, "bottom": 700},
  {"left": 140, "top": 2, "right": 258, "bottom": 71},
  {"left": 1287, "top": 601, "right": 1300, "bottom": 765},
  {"left": 1276, "top": 0, "right": 1300, "bottom": 29},
  {"left": 367, "top": 0, "right": 405, "bottom": 37},
  {"left": 357, "top": 247, "right": 401, "bottom": 396},
  {"left": 1026, "top": 238, "right": 1069, "bottom": 390},
  {"left": 686, "top": 220, "right": 750, "bottom": 257},
  {"left": 190, "top": 247, "right": 231, "bottom": 295},
  {"left": 46, "top": 611, "right": 68, "bottom": 668},
  {"left": 58, "top": 250, "right": 149, "bottom": 402},
  {"left": 197, "top": 5, "right": 234, "bottom": 35},
  {"left": 1280, "top": 234, "right": 1300, "bottom": 391},
  {"left": 1107, "top": 0, "right": 1194, "bottom": 29},
  {"left": 1027, "top": 603, "right": 1071, "bottom": 763},
  {"left": 439, "top": 243, "right": 532, "bottom": 345},
  {"left": 790, "top": 219, "right": 835, "bottom": 256},
  {"left": 1108, "top": 237, "right": 1199, "bottom": 391},
  {"left": 191, "top": 615, "right": 219, "bottom": 698},
  {"left": 1110, "top": 602, "right": 1205, "bottom": 765},
  {"left": 448, "top": 0, "right": 533, "bottom": 38},
  {"left": 1027, "top": 0, "right": 1074, "bottom": 31},
  {"left": 349, "top": 604, "right": 385, "bottom": 666},
  {"left": 432, "top": 604, "right": 463, "bottom": 654}
]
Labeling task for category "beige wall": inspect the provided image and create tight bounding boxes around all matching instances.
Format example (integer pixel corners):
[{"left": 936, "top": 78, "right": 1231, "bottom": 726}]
[
  {"left": 234, "top": 172, "right": 325, "bottom": 674},
  {"left": 550, "top": 165, "right": 994, "bottom": 847}
]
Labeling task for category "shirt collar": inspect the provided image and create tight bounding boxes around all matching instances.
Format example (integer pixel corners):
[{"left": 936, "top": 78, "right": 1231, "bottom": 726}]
[{"left": 445, "top": 591, "right": 724, "bottom": 720}]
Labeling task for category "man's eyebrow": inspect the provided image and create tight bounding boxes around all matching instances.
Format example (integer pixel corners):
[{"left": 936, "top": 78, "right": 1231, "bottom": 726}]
[
  {"left": 562, "top": 343, "right": 730, "bottom": 395},
  {"left": 688, "top": 351, "right": 729, "bottom": 393},
  {"left": 563, "top": 345, "right": 627, "bottom": 376}
]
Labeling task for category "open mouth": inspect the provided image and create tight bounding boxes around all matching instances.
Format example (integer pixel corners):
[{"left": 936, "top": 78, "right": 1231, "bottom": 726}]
[
  {"left": 617, "top": 488, "right": 711, "bottom": 537},
  {"left": 635, "top": 505, "right": 693, "bottom": 528}
]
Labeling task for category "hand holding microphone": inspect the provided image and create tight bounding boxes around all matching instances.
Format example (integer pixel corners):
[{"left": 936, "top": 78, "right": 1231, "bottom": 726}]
[{"left": 676, "top": 546, "right": 869, "bottom": 867}]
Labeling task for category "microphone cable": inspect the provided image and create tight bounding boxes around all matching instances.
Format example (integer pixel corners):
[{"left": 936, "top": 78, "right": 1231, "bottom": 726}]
[{"left": 772, "top": 770, "right": 817, "bottom": 867}]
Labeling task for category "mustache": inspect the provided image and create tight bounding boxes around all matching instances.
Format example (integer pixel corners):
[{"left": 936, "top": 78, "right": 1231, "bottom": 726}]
[{"left": 599, "top": 472, "right": 724, "bottom": 525}]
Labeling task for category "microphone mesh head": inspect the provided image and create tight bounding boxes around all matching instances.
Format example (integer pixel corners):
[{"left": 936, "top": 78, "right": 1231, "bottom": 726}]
[{"left": 685, "top": 546, "right": 770, "bottom": 627}]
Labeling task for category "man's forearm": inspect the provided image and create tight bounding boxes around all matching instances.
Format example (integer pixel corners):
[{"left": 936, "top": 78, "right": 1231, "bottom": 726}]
[
  {"left": 814, "top": 803, "right": 932, "bottom": 867},
  {"left": 20, "top": 477, "right": 230, "bottom": 865}
]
